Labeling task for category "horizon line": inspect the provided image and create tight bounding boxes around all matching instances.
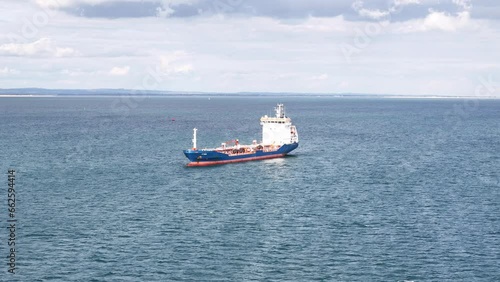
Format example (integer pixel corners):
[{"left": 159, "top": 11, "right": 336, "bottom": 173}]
[{"left": 0, "top": 87, "right": 497, "bottom": 98}]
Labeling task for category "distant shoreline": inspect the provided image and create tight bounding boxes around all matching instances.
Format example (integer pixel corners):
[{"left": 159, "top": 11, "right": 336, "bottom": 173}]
[
  {"left": 1, "top": 88, "right": 499, "bottom": 99},
  {"left": 0, "top": 95, "right": 58, "bottom": 97},
  {"left": 0, "top": 94, "right": 498, "bottom": 99}
]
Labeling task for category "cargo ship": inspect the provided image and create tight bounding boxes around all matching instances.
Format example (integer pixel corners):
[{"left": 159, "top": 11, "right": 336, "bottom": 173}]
[{"left": 183, "top": 104, "right": 299, "bottom": 166}]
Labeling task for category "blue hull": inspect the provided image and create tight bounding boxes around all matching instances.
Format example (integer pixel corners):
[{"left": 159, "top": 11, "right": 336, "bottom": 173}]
[{"left": 183, "top": 143, "right": 298, "bottom": 166}]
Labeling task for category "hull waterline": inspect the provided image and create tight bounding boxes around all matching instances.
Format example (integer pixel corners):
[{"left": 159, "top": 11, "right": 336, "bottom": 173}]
[
  {"left": 186, "top": 153, "right": 286, "bottom": 167},
  {"left": 184, "top": 143, "right": 298, "bottom": 167}
]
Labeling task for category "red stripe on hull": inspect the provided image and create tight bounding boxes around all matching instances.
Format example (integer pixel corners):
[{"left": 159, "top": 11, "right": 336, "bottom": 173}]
[{"left": 187, "top": 154, "right": 286, "bottom": 167}]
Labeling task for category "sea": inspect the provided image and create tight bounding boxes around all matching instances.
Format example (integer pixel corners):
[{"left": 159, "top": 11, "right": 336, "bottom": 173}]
[{"left": 0, "top": 96, "right": 499, "bottom": 281}]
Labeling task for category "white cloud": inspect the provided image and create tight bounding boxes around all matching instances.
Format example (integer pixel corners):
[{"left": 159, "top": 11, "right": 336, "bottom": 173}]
[
  {"left": 61, "top": 69, "right": 95, "bottom": 76},
  {"left": 0, "top": 38, "right": 52, "bottom": 56},
  {"left": 55, "top": 47, "right": 79, "bottom": 57},
  {"left": 109, "top": 66, "right": 130, "bottom": 76},
  {"left": 34, "top": 0, "right": 195, "bottom": 16},
  {"left": 0, "top": 67, "right": 20, "bottom": 75},
  {"left": 358, "top": 9, "right": 390, "bottom": 20},
  {"left": 398, "top": 0, "right": 473, "bottom": 32},
  {"left": 159, "top": 51, "right": 194, "bottom": 75},
  {"left": 34, "top": 0, "right": 127, "bottom": 9},
  {"left": 34, "top": 0, "right": 97, "bottom": 8},
  {"left": 311, "top": 74, "right": 329, "bottom": 81},
  {"left": 154, "top": 0, "right": 195, "bottom": 17},
  {"left": 452, "top": 0, "right": 471, "bottom": 11},
  {"left": 352, "top": 1, "right": 390, "bottom": 20},
  {"left": 395, "top": 8, "right": 477, "bottom": 33},
  {"left": 160, "top": 50, "right": 188, "bottom": 65},
  {"left": 32, "top": 0, "right": 194, "bottom": 17},
  {"left": 422, "top": 10, "right": 471, "bottom": 31},
  {"left": 0, "top": 38, "right": 80, "bottom": 57},
  {"left": 393, "top": 0, "right": 420, "bottom": 6},
  {"left": 294, "top": 16, "right": 349, "bottom": 32},
  {"left": 353, "top": 0, "right": 421, "bottom": 20},
  {"left": 351, "top": 1, "right": 386, "bottom": 20},
  {"left": 173, "top": 64, "right": 193, "bottom": 74}
]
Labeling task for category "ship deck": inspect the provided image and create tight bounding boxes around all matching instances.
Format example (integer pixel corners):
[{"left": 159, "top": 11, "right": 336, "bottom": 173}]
[{"left": 213, "top": 144, "right": 281, "bottom": 156}]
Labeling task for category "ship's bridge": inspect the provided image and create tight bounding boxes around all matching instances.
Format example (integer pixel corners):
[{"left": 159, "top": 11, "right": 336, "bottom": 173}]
[
  {"left": 260, "top": 116, "right": 291, "bottom": 124},
  {"left": 260, "top": 104, "right": 298, "bottom": 145}
]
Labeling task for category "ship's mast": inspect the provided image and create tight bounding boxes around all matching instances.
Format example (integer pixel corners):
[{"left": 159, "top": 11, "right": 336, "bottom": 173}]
[
  {"left": 192, "top": 128, "right": 197, "bottom": 150},
  {"left": 275, "top": 104, "right": 285, "bottom": 118}
]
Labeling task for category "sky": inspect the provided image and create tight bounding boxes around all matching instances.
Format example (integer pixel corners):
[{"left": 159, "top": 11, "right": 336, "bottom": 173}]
[{"left": 0, "top": 0, "right": 499, "bottom": 96}]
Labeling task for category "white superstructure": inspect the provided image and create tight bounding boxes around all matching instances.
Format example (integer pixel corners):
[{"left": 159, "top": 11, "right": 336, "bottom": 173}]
[{"left": 260, "top": 104, "right": 299, "bottom": 145}]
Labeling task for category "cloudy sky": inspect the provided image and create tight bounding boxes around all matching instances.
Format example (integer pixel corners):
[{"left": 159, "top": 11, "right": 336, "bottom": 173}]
[{"left": 0, "top": 0, "right": 499, "bottom": 95}]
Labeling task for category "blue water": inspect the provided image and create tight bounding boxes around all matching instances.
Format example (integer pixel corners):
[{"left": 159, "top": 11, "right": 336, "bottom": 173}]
[{"left": 1, "top": 96, "right": 499, "bottom": 281}]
